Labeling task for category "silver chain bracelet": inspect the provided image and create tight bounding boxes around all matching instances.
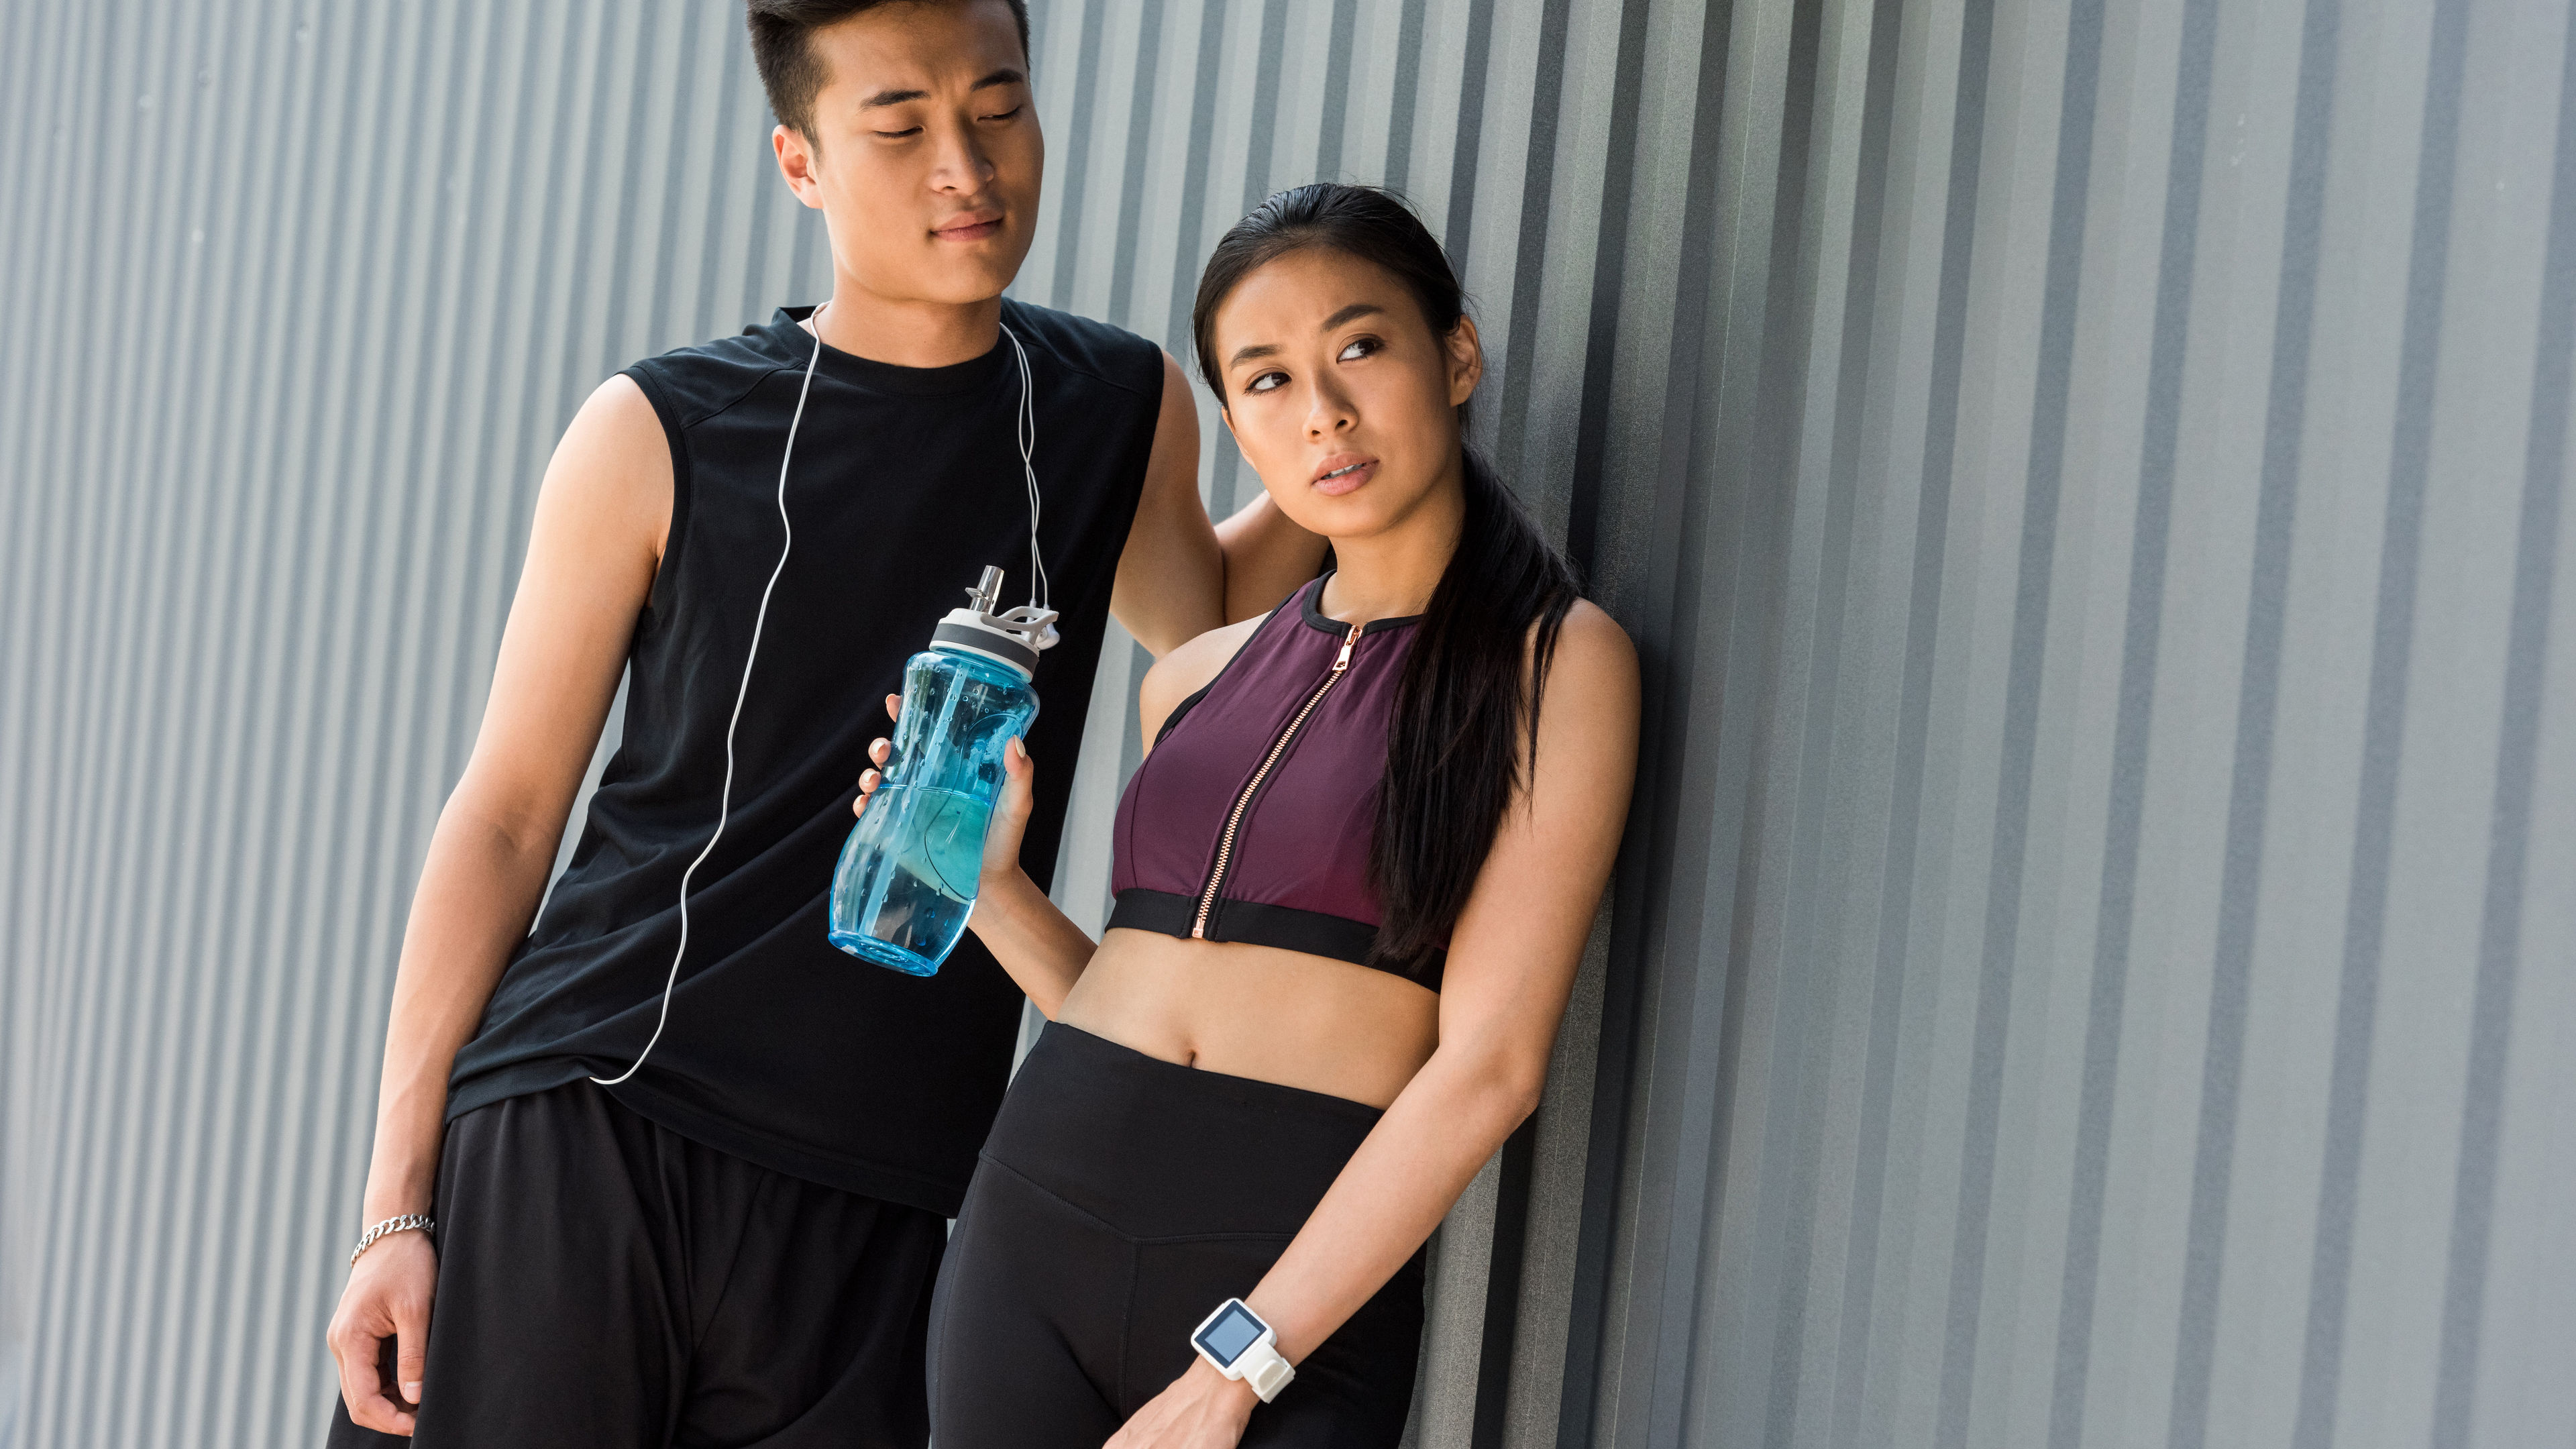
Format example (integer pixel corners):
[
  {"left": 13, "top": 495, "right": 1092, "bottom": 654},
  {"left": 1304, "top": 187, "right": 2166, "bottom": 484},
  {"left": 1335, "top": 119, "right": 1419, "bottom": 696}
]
[{"left": 350, "top": 1214, "right": 435, "bottom": 1266}]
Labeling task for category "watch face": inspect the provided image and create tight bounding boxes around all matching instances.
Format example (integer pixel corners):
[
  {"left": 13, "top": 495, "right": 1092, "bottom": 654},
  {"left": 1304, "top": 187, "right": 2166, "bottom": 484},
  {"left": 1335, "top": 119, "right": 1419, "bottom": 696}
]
[{"left": 1194, "top": 1302, "right": 1265, "bottom": 1366}]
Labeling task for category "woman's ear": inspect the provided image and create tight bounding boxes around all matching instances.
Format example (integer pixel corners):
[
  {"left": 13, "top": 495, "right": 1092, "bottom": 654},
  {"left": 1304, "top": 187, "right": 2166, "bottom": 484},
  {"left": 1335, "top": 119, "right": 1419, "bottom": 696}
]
[{"left": 1446, "top": 317, "right": 1485, "bottom": 407}]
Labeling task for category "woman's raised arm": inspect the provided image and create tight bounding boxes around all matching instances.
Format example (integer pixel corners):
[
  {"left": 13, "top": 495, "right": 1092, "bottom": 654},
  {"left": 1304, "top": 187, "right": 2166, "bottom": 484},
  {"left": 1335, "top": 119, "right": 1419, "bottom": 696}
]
[{"left": 1240, "top": 600, "right": 1638, "bottom": 1362}]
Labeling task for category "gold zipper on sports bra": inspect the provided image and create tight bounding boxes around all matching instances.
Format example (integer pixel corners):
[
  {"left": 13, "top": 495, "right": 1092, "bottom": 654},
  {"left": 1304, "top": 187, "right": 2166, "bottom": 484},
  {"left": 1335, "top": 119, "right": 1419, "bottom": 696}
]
[{"left": 1192, "top": 621, "right": 1364, "bottom": 938}]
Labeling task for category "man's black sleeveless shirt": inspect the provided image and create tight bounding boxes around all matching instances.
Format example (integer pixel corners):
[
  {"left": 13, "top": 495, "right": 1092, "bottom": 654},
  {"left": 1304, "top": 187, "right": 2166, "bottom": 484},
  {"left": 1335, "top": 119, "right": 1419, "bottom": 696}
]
[{"left": 446, "top": 300, "right": 1161, "bottom": 1216}]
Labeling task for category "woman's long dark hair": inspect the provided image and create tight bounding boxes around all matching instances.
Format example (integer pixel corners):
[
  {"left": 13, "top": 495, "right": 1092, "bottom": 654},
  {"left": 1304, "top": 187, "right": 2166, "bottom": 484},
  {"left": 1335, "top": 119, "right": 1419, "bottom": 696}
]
[{"left": 1191, "top": 183, "right": 1582, "bottom": 971}]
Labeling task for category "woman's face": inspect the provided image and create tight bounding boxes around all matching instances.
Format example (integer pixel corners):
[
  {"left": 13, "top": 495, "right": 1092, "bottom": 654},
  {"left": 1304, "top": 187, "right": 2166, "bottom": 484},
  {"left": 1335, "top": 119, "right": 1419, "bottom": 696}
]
[{"left": 1210, "top": 248, "right": 1483, "bottom": 542}]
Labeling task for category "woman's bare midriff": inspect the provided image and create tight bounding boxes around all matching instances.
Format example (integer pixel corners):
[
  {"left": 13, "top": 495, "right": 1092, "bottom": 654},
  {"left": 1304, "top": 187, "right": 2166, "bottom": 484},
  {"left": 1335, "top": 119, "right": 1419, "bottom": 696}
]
[{"left": 1055, "top": 928, "right": 1441, "bottom": 1109}]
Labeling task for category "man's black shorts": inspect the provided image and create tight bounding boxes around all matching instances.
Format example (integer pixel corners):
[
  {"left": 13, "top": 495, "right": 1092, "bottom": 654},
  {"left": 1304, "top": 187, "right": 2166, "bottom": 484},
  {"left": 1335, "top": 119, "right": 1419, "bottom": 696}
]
[{"left": 325, "top": 1081, "right": 946, "bottom": 1448}]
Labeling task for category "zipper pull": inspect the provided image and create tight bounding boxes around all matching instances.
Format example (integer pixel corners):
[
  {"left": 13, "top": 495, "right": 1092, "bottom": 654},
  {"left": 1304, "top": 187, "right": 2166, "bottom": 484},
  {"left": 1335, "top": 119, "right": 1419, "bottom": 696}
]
[{"left": 1334, "top": 623, "right": 1361, "bottom": 672}]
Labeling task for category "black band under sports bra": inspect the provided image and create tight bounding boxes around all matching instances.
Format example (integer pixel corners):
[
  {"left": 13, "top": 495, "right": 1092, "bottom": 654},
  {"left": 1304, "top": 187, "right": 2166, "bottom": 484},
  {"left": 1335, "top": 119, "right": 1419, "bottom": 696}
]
[{"left": 1106, "top": 578, "right": 1441, "bottom": 990}]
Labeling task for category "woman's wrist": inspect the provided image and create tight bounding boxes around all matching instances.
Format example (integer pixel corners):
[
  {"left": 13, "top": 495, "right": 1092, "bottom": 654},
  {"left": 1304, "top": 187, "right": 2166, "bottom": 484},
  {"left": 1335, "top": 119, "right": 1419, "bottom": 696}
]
[
  {"left": 973, "top": 864, "right": 1045, "bottom": 918},
  {"left": 1241, "top": 1291, "right": 1311, "bottom": 1365},
  {"left": 1181, "top": 1355, "right": 1262, "bottom": 1417}
]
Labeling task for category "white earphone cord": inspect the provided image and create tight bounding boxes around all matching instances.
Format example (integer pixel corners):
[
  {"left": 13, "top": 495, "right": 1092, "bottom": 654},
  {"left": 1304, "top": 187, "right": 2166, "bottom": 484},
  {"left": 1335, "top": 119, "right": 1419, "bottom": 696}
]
[
  {"left": 1008, "top": 325, "right": 1048, "bottom": 612},
  {"left": 594, "top": 314, "right": 1041, "bottom": 1086}
]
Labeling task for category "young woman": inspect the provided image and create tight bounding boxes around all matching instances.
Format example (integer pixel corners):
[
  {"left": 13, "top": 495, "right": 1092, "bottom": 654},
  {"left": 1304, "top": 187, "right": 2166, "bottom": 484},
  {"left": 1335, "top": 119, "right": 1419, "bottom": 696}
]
[{"left": 855, "top": 183, "right": 1639, "bottom": 1447}]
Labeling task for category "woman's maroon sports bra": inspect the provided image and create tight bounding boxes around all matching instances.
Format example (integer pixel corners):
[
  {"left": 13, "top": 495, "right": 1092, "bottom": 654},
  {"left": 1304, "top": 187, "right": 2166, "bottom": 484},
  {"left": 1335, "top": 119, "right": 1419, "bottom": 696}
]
[{"left": 1108, "top": 575, "right": 1444, "bottom": 990}]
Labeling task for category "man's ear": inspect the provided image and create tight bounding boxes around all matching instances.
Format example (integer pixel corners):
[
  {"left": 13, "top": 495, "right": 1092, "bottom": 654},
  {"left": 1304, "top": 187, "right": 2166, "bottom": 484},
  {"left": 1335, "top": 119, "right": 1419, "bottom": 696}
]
[
  {"left": 1446, "top": 316, "right": 1485, "bottom": 407},
  {"left": 773, "top": 124, "right": 826, "bottom": 210}
]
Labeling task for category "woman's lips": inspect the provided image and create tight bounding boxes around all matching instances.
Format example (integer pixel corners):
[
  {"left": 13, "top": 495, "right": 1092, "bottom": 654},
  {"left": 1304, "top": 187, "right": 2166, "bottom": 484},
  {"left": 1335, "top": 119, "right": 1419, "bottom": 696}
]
[
  {"left": 1311, "top": 457, "right": 1377, "bottom": 496},
  {"left": 935, "top": 216, "right": 1004, "bottom": 243}
]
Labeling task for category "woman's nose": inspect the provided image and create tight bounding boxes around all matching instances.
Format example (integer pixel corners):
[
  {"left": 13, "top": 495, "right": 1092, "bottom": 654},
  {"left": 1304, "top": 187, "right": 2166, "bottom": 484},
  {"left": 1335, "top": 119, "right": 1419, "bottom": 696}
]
[{"left": 1305, "top": 379, "right": 1356, "bottom": 437}]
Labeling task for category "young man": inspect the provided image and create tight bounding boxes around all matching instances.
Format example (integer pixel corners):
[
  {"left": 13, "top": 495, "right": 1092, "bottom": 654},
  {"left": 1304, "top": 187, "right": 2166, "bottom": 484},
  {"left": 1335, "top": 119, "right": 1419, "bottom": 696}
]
[{"left": 323, "top": 2, "right": 1321, "bottom": 1443}]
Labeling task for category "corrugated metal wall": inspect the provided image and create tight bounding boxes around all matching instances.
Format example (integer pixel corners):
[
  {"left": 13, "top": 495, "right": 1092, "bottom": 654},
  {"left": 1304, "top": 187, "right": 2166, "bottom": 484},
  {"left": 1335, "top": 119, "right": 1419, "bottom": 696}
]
[
  {"left": 5, "top": 3, "right": 2571, "bottom": 1449},
  {"left": 0, "top": 5, "right": 837, "bottom": 1445},
  {"left": 1551, "top": 0, "right": 2576, "bottom": 1446}
]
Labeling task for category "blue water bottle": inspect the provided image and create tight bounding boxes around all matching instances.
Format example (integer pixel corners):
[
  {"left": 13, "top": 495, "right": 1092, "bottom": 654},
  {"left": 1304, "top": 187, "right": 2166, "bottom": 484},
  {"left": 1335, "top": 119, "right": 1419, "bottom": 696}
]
[{"left": 828, "top": 566, "right": 1055, "bottom": 975}]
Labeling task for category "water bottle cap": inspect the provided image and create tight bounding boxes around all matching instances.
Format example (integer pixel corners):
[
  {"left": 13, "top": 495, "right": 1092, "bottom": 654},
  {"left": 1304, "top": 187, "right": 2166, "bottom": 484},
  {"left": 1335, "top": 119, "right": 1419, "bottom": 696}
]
[{"left": 930, "top": 566, "right": 1057, "bottom": 678}]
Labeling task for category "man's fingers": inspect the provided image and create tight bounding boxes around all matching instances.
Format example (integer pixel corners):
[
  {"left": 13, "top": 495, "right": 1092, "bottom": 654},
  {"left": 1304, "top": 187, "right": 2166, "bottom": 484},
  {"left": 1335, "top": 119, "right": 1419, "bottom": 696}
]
[
  {"left": 869, "top": 737, "right": 891, "bottom": 766},
  {"left": 327, "top": 1324, "right": 372, "bottom": 1422},
  {"left": 374, "top": 1335, "right": 420, "bottom": 1434},
  {"left": 393, "top": 1293, "right": 429, "bottom": 1409},
  {"left": 330, "top": 1321, "right": 408, "bottom": 1435},
  {"left": 885, "top": 692, "right": 901, "bottom": 720}
]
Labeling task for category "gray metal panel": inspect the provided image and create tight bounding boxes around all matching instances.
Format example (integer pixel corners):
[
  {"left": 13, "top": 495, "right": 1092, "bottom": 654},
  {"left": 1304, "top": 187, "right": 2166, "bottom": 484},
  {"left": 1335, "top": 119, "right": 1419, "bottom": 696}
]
[
  {"left": 0, "top": 5, "right": 835, "bottom": 1446},
  {"left": 1560, "top": 0, "right": 2576, "bottom": 1446},
  {"left": 5, "top": 2, "right": 2573, "bottom": 1448}
]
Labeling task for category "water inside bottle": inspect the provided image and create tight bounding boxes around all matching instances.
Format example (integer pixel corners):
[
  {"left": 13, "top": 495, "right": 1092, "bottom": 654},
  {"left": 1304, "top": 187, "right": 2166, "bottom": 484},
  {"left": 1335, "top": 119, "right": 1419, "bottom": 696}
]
[
  {"left": 828, "top": 645, "right": 1036, "bottom": 974},
  {"left": 828, "top": 785, "right": 990, "bottom": 973}
]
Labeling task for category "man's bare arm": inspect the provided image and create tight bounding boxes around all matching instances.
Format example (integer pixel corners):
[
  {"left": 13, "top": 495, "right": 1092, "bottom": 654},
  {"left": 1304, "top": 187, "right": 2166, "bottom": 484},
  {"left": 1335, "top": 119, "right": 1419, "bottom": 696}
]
[
  {"left": 1111, "top": 354, "right": 1326, "bottom": 657},
  {"left": 325, "top": 374, "right": 667, "bottom": 1434}
]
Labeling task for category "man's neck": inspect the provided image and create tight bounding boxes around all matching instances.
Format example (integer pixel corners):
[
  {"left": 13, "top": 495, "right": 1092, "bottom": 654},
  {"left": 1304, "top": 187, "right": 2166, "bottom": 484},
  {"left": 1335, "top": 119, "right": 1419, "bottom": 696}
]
[{"left": 804, "top": 276, "right": 1004, "bottom": 370}]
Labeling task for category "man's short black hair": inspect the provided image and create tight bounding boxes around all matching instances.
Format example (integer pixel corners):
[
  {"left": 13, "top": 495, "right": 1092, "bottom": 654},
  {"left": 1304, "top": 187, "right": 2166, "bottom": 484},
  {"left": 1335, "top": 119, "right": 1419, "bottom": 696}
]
[{"left": 747, "top": 0, "right": 1033, "bottom": 141}]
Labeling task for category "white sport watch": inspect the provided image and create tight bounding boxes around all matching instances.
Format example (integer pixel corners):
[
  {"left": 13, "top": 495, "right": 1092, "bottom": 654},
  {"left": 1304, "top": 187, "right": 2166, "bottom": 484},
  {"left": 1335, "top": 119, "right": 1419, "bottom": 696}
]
[{"left": 1190, "top": 1297, "right": 1295, "bottom": 1403}]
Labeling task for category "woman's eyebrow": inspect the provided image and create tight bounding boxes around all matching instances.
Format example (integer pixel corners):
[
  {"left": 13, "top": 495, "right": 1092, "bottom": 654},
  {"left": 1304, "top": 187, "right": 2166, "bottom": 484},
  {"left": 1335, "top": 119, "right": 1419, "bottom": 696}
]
[{"left": 1228, "top": 303, "right": 1391, "bottom": 368}]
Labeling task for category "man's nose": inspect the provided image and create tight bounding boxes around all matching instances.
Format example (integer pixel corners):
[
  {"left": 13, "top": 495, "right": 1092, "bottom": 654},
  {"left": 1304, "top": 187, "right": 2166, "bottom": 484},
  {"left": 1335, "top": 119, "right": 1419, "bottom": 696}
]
[{"left": 929, "top": 120, "right": 998, "bottom": 193}]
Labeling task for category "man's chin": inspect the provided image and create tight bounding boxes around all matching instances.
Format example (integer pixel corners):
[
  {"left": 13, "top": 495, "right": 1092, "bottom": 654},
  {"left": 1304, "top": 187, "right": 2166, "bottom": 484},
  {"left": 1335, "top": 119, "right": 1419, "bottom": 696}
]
[
  {"left": 936, "top": 245, "right": 1030, "bottom": 301},
  {"left": 856, "top": 256, "right": 1027, "bottom": 311}
]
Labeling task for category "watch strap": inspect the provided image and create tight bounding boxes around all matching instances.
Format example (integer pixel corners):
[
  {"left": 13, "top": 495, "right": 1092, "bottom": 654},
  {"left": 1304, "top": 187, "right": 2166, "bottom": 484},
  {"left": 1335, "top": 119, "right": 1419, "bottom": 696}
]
[{"left": 1240, "top": 1338, "right": 1295, "bottom": 1402}]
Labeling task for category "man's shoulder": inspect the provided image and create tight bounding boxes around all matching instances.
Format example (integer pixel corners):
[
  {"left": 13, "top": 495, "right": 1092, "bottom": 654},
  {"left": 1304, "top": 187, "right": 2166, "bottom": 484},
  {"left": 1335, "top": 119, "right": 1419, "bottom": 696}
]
[
  {"left": 621, "top": 319, "right": 796, "bottom": 430},
  {"left": 999, "top": 299, "right": 1165, "bottom": 401}
]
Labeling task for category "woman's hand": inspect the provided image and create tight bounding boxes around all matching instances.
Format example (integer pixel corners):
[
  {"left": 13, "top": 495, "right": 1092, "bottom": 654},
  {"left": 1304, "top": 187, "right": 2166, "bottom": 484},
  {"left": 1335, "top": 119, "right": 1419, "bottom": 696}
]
[
  {"left": 978, "top": 731, "right": 1037, "bottom": 887},
  {"left": 851, "top": 694, "right": 901, "bottom": 819},
  {"left": 853, "top": 692, "right": 1089, "bottom": 1010},
  {"left": 1104, "top": 1358, "right": 1260, "bottom": 1449},
  {"left": 849, "top": 692, "right": 1037, "bottom": 889}
]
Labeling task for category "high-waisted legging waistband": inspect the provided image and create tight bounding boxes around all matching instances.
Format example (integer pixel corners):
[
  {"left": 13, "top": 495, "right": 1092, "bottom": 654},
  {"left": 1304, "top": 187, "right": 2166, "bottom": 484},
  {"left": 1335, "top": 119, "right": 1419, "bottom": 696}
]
[{"left": 980, "top": 1022, "right": 1385, "bottom": 1239}]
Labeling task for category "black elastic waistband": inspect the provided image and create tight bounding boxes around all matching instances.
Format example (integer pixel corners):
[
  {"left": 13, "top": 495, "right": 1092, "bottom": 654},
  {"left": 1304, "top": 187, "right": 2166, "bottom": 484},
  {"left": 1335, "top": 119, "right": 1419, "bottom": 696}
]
[
  {"left": 1106, "top": 889, "right": 1444, "bottom": 990},
  {"left": 980, "top": 1023, "right": 1382, "bottom": 1240}
]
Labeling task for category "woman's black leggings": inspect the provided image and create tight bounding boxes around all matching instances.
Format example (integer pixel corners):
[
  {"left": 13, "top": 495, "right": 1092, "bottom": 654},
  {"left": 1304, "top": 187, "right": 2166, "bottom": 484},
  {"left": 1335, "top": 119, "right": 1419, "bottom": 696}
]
[{"left": 927, "top": 1023, "right": 1424, "bottom": 1448}]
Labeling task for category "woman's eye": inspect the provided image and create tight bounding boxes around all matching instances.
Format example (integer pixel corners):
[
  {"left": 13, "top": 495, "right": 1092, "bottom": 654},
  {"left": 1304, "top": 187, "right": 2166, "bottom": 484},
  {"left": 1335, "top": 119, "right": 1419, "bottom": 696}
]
[
  {"left": 1337, "top": 335, "right": 1383, "bottom": 362},
  {"left": 1246, "top": 371, "right": 1288, "bottom": 394}
]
